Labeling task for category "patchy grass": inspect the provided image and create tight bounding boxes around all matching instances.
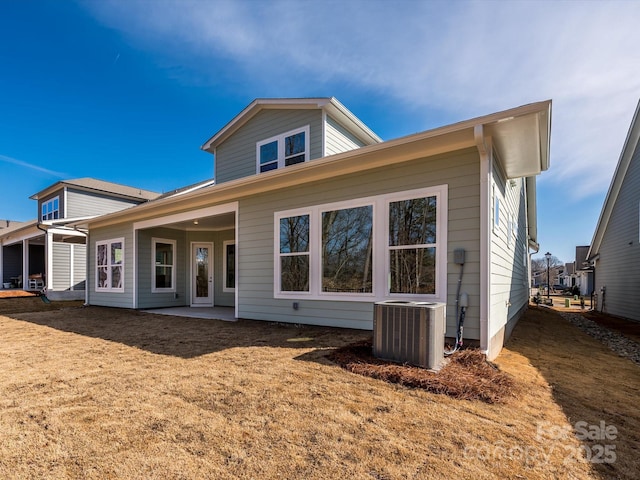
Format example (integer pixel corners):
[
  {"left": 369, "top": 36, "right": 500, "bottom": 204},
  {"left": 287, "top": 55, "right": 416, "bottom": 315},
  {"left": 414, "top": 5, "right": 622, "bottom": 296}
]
[
  {"left": 0, "top": 300, "right": 637, "bottom": 479},
  {"left": 329, "top": 342, "right": 517, "bottom": 404},
  {"left": 506, "top": 306, "right": 640, "bottom": 480},
  {"left": 0, "top": 297, "right": 83, "bottom": 315}
]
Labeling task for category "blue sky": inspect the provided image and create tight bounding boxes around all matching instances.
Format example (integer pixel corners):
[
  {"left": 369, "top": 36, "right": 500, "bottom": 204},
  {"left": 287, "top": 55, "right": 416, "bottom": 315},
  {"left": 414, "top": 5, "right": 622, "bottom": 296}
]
[{"left": 1, "top": 0, "right": 639, "bottom": 264}]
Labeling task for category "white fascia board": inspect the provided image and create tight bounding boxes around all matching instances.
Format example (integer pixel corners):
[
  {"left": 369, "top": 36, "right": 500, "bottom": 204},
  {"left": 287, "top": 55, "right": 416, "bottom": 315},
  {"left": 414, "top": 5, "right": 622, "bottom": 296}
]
[
  {"left": 47, "top": 227, "right": 87, "bottom": 237},
  {"left": 201, "top": 98, "right": 334, "bottom": 151}
]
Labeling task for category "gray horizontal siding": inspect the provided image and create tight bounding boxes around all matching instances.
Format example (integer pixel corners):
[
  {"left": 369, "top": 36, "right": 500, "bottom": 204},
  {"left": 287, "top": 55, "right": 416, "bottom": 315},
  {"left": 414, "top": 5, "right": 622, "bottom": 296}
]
[
  {"left": 237, "top": 147, "right": 481, "bottom": 337},
  {"left": 87, "top": 223, "right": 134, "bottom": 308},
  {"left": 136, "top": 228, "right": 187, "bottom": 309},
  {"left": 215, "top": 109, "right": 323, "bottom": 184},
  {"left": 595, "top": 139, "right": 640, "bottom": 321},
  {"left": 66, "top": 189, "right": 140, "bottom": 219},
  {"left": 490, "top": 166, "right": 529, "bottom": 340},
  {"left": 325, "top": 114, "right": 366, "bottom": 155}
]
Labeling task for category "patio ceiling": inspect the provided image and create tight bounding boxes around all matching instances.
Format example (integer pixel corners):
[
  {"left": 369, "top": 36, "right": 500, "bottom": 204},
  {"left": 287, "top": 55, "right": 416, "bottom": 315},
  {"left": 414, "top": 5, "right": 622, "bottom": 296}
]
[{"left": 141, "top": 212, "right": 236, "bottom": 232}]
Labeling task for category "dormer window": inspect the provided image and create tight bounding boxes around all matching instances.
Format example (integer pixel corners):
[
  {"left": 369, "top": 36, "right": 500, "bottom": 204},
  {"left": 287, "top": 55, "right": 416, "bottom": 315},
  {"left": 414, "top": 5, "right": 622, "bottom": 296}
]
[
  {"left": 256, "top": 126, "right": 309, "bottom": 173},
  {"left": 41, "top": 196, "right": 60, "bottom": 221}
]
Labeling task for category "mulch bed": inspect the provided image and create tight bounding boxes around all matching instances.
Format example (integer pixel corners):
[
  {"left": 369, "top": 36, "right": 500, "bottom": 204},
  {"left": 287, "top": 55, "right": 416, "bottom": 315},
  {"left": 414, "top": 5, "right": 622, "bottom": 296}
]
[{"left": 328, "top": 340, "right": 517, "bottom": 404}]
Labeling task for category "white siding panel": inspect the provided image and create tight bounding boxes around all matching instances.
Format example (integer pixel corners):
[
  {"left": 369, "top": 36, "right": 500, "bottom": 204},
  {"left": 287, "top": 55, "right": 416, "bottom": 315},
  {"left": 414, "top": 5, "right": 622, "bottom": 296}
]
[
  {"left": 73, "top": 244, "right": 86, "bottom": 290},
  {"left": 325, "top": 115, "right": 366, "bottom": 155},
  {"left": 52, "top": 243, "right": 71, "bottom": 290}
]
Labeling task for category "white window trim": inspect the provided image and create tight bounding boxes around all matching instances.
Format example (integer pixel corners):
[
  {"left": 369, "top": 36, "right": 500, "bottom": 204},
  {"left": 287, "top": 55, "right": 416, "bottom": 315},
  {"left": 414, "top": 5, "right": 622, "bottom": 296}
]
[
  {"left": 95, "top": 237, "right": 125, "bottom": 293},
  {"left": 223, "top": 240, "right": 236, "bottom": 293},
  {"left": 274, "top": 185, "right": 447, "bottom": 303},
  {"left": 256, "top": 125, "right": 310, "bottom": 174},
  {"left": 151, "top": 237, "right": 176, "bottom": 293},
  {"left": 41, "top": 195, "right": 60, "bottom": 221}
]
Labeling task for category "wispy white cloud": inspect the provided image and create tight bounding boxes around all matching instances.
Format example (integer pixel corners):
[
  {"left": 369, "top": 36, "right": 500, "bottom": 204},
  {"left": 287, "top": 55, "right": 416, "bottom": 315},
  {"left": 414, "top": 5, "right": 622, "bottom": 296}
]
[
  {"left": 82, "top": 0, "right": 640, "bottom": 200},
  {"left": 0, "top": 154, "right": 66, "bottom": 178}
]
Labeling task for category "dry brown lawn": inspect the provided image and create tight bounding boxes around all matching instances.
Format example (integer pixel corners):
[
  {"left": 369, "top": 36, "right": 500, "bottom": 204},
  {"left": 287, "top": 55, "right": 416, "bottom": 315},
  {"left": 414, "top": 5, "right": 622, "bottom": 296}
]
[{"left": 0, "top": 300, "right": 638, "bottom": 479}]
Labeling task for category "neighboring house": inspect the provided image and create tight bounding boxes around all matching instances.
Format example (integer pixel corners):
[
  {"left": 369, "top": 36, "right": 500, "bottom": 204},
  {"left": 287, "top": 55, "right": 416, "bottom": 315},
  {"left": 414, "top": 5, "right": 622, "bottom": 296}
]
[
  {"left": 559, "top": 262, "right": 575, "bottom": 289},
  {"left": 0, "top": 178, "right": 160, "bottom": 300},
  {"left": 574, "top": 245, "right": 593, "bottom": 296},
  {"left": 82, "top": 97, "right": 551, "bottom": 360},
  {"left": 588, "top": 100, "right": 640, "bottom": 320}
]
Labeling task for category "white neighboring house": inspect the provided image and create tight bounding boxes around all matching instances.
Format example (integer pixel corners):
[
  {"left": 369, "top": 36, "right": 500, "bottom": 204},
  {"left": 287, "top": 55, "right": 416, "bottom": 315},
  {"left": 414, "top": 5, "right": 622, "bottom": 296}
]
[{"left": 588, "top": 100, "right": 640, "bottom": 320}]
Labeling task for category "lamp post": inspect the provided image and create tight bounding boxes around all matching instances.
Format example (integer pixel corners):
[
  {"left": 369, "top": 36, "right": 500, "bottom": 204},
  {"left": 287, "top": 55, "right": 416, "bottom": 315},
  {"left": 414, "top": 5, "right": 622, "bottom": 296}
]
[{"left": 545, "top": 251, "right": 552, "bottom": 300}]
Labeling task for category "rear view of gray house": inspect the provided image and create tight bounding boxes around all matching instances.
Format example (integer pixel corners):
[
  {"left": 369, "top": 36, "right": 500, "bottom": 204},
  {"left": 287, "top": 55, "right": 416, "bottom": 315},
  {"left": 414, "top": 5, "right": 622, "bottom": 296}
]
[
  {"left": 588, "top": 100, "right": 640, "bottom": 321},
  {"left": 0, "top": 178, "right": 159, "bottom": 300},
  {"left": 82, "top": 97, "right": 551, "bottom": 359}
]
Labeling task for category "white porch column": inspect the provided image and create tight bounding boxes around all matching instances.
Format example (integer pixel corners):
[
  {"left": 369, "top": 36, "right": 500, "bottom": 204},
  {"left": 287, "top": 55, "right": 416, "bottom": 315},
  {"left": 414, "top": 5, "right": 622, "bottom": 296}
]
[
  {"left": 46, "top": 232, "right": 54, "bottom": 291},
  {"left": 69, "top": 244, "right": 75, "bottom": 291},
  {"left": 22, "top": 238, "right": 29, "bottom": 290}
]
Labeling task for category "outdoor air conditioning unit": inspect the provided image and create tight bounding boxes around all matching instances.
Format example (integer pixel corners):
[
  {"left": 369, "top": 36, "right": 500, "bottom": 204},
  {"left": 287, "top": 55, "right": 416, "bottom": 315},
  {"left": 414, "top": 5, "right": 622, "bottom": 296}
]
[{"left": 373, "top": 300, "right": 446, "bottom": 370}]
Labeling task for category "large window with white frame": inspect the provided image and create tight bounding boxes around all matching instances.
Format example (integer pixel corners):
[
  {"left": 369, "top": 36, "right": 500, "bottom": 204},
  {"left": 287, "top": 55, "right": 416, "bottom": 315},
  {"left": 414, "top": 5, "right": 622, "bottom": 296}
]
[
  {"left": 41, "top": 196, "right": 60, "bottom": 221},
  {"left": 278, "top": 214, "right": 310, "bottom": 292},
  {"left": 152, "top": 238, "right": 176, "bottom": 292},
  {"left": 257, "top": 126, "right": 309, "bottom": 173},
  {"left": 388, "top": 196, "right": 437, "bottom": 294},
  {"left": 274, "top": 185, "right": 447, "bottom": 301},
  {"left": 96, "top": 238, "right": 124, "bottom": 292},
  {"left": 223, "top": 240, "right": 236, "bottom": 292}
]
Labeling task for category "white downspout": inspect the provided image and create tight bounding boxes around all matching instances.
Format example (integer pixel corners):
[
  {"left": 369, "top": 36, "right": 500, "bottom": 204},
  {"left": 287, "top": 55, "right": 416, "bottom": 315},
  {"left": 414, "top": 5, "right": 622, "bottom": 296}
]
[
  {"left": 475, "top": 125, "right": 491, "bottom": 354},
  {"left": 85, "top": 231, "right": 89, "bottom": 305},
  {"left": 46, "top": 232, "right": 53, "bottom": 292}
]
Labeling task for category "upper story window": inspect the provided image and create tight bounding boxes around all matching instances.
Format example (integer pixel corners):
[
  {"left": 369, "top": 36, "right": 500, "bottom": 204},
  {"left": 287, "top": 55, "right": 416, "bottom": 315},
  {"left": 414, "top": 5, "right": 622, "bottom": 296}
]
[
  {"left": 256, "top": 126, "right": 309, "bottom": 173},
  {"left": 41, "top": 196, "right": 60, "bottom": 221}
]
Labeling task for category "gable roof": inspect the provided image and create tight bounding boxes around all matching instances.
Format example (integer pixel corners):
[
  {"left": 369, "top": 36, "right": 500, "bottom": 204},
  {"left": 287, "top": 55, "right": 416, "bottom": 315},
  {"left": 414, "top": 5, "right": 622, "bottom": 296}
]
[
  {"left": 200, "top": 97, "right": 382, "bottom": 152},
  {"left": 85, "top": 99, "right": 551, "bottom": 230},
  {"left": 588, "top": 99, "right": 640, "bottom": 259},
  {"left": 29, "top": 178, "right": 161, "bottom": 202}
]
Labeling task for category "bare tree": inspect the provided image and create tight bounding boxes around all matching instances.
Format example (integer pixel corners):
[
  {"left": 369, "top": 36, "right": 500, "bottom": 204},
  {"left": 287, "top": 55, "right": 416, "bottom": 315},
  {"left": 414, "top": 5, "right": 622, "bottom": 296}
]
[{"left": 532, "top": 255, "right": 562, "bottom": 274}]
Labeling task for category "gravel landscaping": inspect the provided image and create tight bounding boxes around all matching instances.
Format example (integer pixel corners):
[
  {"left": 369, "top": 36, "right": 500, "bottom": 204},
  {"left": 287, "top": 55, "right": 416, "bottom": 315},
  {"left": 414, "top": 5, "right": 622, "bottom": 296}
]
[{"left": 556, "top": 310, "right": 640, "bottom": 366}]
